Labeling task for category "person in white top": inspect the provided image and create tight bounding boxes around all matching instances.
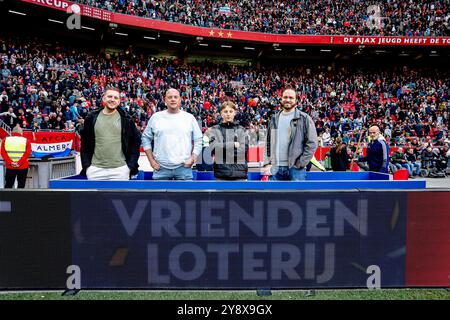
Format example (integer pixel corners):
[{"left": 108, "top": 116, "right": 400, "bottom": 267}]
[
  {"left": 142, "top": 88, "right": 202, "bottom": 180},
  {"left": 321, "top": 127, "right": 331, "bottom": 146}
]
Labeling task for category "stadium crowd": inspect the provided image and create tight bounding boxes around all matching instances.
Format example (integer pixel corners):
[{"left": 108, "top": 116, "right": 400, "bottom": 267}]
[
  {"left": 0, "top": 36, "right": 448, "bottom": 173},
  {"left": 75, "top": 0, "right": 450, "bottom": 36}
]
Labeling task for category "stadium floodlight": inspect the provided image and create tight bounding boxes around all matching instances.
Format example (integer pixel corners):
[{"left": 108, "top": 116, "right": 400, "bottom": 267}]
[
  {"left": 144, "top": 36, "right": 156, "bottom": 40},
  {"left": 295, "top": 48, "right": 306, "bottom": 52},
  {"left": 169, "top": 40, "right": 181, "bottom": 44},
  {"left": 48, "top": 19, "right": 64, "bottom": 24},
  {"left": 275, "top": 48, "right": 282, "bottom": 51},
  {"left": 81, "top": 26, "right": 95, "bottom": 31},
  {"left": 221, "top": 45, "right": 232, "bottom": 48},
  {"left": 199, "top": 43, "right": 208, "bottom": 47},
  {"left": 8, "top": 10, "right": 27, "bottom": 16},
  {"left": 431, "top": 51, "right": 437, "bottom": 54},
  {"left": 115, "top": 32, "right": 128, "bottom": 36},
  {"left": 244, "top": 47, "right": 255, "bottom": 50},
  {"left": 320, "top": 49, "right": 331, "bottom": 52}
]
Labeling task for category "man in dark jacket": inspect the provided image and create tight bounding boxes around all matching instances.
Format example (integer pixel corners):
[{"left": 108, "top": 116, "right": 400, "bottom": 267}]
[
  {"left": 0, "top": 107, "right": 18, "bottom": 129},
  {"left": 330, "top": 136, "right": 349, "bottom": 171},
  {"left": 358, "top": 125, "right": 390, "bottom": 173},
  {"left": 206, "top": 101, "right": 249, "bottom": 180},
  {"left": 80, "top": 87, "right": 141, "bottom": 180},
  {"left": 391, "top": 148, "right": 412, "bottom": 176},
  {"left": 405, "top": 147, "right": 422, "bottom": 177},
  {"left": 262, "top": 88, "right": 318, "bottom": 181}
]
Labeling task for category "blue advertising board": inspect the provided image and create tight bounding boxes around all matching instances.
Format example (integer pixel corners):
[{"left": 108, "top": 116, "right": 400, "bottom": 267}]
[{"left": 71, "top": 191, "right": 407, "bottom": 288}]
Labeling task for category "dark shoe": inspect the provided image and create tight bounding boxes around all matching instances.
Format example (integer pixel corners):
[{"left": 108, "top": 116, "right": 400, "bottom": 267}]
[
  {"left": 304, "top": 290, "right": 316, "bottom": 297},
  {"left": 256, "top": 288, "right": 272, "bottom": 296}
]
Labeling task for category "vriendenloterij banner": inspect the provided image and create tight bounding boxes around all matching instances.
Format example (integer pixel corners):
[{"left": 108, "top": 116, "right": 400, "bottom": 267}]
[{"left": 71, "top": 191, "right": 409, "bottom": 288}]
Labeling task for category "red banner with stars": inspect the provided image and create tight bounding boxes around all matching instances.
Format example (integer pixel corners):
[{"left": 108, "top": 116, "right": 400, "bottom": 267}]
[{"left": 21, "top": 0, "right": 450, "bottom": 46}]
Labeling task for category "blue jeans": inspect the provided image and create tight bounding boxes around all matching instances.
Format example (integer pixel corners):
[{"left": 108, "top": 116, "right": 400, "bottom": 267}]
[
  {"left": 269, "top": 166, "right": 307, "bottom": 181},
  {"left": 152, "top": 166, "right": 193, "bottom": 180},
  {"left": 410, "top": 162, "right": 421, "bottom": 176}
]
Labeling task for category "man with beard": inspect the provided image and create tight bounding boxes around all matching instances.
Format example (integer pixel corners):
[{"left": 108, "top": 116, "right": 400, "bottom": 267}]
[
  {"left": 263, "top": 88, "right": 318, "bottom": 181},
  {"left": 80, "top": 87, "right": 141, "bottom": 180}
]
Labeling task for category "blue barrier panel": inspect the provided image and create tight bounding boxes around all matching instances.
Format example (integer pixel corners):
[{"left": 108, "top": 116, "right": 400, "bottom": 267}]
[
  {"left": 71, "top": 191, "right": 407, "bottom": 289},
  {"left": 51, "top": 171, "right": 425, "bottom": 190},
  {"left": 53, "top": 179, "right": 425, "bottom": 190}
]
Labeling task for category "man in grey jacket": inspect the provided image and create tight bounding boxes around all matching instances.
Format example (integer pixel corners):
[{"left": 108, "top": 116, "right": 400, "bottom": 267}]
[{"left": 263, "top": 88, "right": 318, "bottom": 181}]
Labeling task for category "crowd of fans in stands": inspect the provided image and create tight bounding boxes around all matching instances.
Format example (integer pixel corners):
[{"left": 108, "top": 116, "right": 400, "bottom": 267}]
[
  {"left": 76, "top": 0, "right": 450, "bottom": 36},
  {"left": 0, "top": 36, "right": 448, "bottom": 172}
]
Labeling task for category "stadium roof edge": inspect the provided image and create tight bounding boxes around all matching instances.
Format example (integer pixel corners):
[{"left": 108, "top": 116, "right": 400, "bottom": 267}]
[{"left": 16, "top": 0, "right": 450, "bottom": 47}]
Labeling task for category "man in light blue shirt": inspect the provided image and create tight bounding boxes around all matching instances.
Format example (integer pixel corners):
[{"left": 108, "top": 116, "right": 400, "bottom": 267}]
[{"left": 142, "top": 88, "right": 202, "bottom": 180}]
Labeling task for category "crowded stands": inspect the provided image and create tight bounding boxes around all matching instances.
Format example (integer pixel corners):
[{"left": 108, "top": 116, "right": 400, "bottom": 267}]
[
  {"left": 0, "top": 36, "right": 448, "bottom": 173},
  {"left": 75, "top": 0, "right": 450, "bottom": 36}
]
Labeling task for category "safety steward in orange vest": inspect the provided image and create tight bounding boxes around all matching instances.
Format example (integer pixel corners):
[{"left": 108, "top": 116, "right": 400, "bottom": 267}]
[{"left": 1, "top": 126, "right": 32, "bottom": 188}]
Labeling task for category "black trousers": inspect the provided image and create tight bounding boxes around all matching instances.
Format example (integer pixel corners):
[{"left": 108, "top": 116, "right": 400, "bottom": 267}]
[{"left": 4, "top": 168, "right": 28, "bottom": 189}]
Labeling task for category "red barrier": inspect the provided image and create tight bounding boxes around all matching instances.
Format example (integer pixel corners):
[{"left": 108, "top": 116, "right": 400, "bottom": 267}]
[
  {"left": 247, "top": 146, "right": 260, "bottom": 162},
  {"left": 406, "top": 192, "right": 450, "bottom": 286},
  {"left": 245, "top": 146, "right": 371, "bottom": 162},
  {"left": 0, "top": 127, "right": 9, "bottom": 140},
  {"left": 137, "top": 143, "right": 426, "bottom": 165},
  {"left": 350, "top": 162, "right": 360, "bottom": 171},
  {"left": 315, "top": 147, "right": 331, "bottom": 161},
  {"left": 393, "top": 169, "right": 409, "bottom": 180}
]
